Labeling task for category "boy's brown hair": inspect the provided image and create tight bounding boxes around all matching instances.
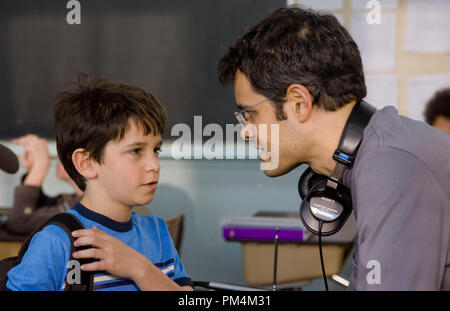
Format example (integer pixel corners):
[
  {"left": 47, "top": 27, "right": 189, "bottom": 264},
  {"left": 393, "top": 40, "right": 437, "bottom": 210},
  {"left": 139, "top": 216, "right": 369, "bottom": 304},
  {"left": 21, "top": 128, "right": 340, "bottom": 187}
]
[{"left": 53, "top": 73, "right": 166, "bottom": 191}]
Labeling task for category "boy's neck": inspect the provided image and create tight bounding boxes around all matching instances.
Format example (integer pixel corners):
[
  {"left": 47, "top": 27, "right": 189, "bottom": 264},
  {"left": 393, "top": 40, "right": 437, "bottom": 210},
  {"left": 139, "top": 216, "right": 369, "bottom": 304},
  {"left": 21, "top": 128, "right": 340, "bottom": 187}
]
[{"left": 79, "top": 191, "right": 132, "bottom": 223}]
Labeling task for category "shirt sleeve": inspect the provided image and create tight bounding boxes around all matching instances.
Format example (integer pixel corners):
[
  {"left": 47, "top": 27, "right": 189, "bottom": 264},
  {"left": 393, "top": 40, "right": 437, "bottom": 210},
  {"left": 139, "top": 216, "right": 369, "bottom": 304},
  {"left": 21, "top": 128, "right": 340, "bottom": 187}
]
[
  {"left": 349, "top": 147, "right": 449, "bottom": 290},
  {"left": 350, "top": 148, "right": 449, "bottom": 290},
  {"left": 6, "top": 224, "right": 71, "bottom": 291},
  {"left": 156, "top": 217, "right": 193, "bottom": 288},
  {"left": 7, "top": 185, "right": 64, "bottom": 234}
]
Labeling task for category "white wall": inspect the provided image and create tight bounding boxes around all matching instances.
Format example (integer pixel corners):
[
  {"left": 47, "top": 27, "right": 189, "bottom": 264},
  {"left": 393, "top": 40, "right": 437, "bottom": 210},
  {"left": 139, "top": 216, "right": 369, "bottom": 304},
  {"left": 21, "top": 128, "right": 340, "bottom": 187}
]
[{"left": 0, "top": 140, "right": 306, "bottom": 285}]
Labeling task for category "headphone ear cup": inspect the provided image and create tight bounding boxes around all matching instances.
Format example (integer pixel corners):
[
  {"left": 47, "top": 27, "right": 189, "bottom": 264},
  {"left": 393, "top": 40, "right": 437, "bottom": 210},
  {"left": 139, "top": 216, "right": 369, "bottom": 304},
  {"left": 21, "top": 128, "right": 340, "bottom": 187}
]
[
  {"left": 298, "top": 167, "right": 315, "bottom": 199},
  {"left": 300, "top": 179, "right": 353, "bottom": 236},
  {"left": 299, "top": 176, "right": 328, "bottom": 235},
  {"left": 298, "top": 167, "right": 328, "bottom": 199}
]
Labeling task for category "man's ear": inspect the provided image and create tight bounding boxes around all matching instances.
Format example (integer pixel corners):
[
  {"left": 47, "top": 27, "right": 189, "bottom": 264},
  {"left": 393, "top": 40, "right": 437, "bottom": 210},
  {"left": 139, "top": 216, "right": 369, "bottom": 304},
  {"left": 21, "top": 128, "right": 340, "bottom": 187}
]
[
  {"left": 72, "top": 148, "right": 97, "bottom": 180},
  {"left": 285, "top": 84, "right": 313, "bottom": 123}
]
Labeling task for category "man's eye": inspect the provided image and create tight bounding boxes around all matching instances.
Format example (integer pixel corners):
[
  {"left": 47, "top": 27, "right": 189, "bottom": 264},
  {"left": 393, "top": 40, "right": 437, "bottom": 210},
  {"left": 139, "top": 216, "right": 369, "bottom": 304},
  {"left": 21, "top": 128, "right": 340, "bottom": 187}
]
[{"left": 243, "top": 111, "right": 253, "bottom": 121}]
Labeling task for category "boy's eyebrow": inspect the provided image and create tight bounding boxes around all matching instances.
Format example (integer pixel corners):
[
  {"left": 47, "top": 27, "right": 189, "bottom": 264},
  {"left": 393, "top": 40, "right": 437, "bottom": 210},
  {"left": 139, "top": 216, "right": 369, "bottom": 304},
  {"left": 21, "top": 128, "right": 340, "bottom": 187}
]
[
  {"left": 124, "top": 142, "right": 147, "bottom": 148},
  {"left": 124, "top": 139, "right": 163, "bottom": 148}
]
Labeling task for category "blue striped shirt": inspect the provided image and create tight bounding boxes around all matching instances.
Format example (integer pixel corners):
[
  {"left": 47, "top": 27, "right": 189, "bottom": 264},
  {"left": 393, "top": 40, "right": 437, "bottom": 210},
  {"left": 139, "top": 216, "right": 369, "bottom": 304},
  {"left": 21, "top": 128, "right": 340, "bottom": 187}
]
[{"left": 6, "top": 203, "right": 192, "bottom": 291}]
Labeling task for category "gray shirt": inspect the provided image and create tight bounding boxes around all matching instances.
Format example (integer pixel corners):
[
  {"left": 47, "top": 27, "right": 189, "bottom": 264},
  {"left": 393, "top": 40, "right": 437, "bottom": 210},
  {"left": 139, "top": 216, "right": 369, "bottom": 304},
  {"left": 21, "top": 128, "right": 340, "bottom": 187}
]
[{"left": 342, "top": 106, "right": 450, "bottom": 290}]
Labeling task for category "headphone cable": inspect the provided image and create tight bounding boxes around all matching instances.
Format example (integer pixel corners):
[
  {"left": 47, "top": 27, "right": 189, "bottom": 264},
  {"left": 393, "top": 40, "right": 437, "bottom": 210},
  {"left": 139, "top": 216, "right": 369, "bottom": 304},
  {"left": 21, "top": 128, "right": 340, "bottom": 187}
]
[
  {"left": 272, "top": 228, "right": 279, "bottom": 291},
  {"left": 318, "top": 221, "right": 329, "bottom": 291}
]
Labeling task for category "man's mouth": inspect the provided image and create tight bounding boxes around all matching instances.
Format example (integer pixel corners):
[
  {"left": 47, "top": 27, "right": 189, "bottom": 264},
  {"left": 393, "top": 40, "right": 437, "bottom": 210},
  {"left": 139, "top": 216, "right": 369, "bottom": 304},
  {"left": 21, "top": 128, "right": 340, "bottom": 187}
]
[{"left": 257, "top": 146, "right": 271, "bottom": 161}]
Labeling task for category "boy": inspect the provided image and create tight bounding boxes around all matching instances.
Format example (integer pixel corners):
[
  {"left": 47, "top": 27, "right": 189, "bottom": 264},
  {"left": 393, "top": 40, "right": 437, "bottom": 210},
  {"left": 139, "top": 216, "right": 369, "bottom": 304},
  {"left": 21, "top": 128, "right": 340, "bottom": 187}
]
[{"left": 6, "top": 73, "right": 193, "bottom": 291}]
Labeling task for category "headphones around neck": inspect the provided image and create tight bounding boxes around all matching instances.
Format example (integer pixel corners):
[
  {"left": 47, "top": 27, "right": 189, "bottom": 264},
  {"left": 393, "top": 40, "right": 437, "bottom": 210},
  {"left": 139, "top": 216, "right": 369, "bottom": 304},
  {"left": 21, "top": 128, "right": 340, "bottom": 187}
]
[{"left": 298, "top": 100, "right": 377, "bottom": 236}]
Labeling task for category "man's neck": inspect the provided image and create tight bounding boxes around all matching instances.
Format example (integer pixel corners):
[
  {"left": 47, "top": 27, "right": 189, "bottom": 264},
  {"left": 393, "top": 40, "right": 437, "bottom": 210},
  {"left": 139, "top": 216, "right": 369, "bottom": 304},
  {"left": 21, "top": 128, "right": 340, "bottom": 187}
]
[
  {"left": 307, "top": 101, "right": 356, "bottom": 177},
  {"left": 80, "top": 188, "right": 132, "bottom": 223}
]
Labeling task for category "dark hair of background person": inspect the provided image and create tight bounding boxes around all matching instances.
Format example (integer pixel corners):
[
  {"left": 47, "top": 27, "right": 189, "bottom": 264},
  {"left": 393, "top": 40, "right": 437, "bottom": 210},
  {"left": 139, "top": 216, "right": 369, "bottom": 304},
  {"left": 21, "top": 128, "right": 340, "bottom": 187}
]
[
  {"left": 53, "top": 73, "right": 166, "bottom": 191},
  {"left": 424, "top": 88, "right": 450, "bottom": 125},
  {"left": 218, "top": 7, "right": 367, "bottom": 120}
]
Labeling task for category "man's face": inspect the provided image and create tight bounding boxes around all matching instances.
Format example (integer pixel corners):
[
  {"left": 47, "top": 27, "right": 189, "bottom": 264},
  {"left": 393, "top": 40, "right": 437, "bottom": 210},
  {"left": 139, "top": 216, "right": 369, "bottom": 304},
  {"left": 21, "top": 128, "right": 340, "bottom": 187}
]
[
  {"left": 234, "top": 70, "right": 302, "bottom": 177},
  {"left": 433, "top": 116, "right": 450, "bottom": 135},
  {"left": 94, "top": 119, "right": 162, "bottom": 208}
]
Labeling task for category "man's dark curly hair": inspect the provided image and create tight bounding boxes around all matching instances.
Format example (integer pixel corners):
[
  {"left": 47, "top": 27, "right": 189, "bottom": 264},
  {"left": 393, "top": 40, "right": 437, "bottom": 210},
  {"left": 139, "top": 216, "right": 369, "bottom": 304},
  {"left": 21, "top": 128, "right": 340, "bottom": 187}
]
[
  {"left": 218, "top": 7, "right": 367, "bottom": 120},
  {"left": 424, "top": 88, "right": 450, "bottom": 125}
]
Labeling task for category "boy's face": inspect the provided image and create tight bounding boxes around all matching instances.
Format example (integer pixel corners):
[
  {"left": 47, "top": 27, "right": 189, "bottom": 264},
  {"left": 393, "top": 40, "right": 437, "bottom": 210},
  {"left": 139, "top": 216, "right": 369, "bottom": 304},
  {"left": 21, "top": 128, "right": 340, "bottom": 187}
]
[{"left": 94, "top": 119, "right": 162, "bottom": 208}]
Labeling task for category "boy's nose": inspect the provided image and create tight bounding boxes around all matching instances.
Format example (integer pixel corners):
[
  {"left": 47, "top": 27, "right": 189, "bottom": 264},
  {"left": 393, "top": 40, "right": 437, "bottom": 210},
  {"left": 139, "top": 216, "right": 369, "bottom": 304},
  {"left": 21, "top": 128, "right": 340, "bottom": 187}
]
[{"left": 145, "top": 155, "right": 160, "bottom": 173}]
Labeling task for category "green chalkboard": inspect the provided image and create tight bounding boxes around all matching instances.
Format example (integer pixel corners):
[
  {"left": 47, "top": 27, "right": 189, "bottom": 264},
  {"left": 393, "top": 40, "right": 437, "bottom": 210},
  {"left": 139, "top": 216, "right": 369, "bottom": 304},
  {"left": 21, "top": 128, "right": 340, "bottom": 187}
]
[{"left": 0, "top": 0, "right": 284, "bottom": 140}]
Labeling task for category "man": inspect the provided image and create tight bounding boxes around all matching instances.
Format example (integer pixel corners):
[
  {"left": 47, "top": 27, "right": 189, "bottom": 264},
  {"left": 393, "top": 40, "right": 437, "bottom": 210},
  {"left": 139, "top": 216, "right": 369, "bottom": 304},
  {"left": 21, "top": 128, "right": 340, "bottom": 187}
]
[
  {"left": 218, "top": 7, "right": 450, "bottom": 290},
  {"left": 424, "top": 88, "right": 450, "bottom": 135}
]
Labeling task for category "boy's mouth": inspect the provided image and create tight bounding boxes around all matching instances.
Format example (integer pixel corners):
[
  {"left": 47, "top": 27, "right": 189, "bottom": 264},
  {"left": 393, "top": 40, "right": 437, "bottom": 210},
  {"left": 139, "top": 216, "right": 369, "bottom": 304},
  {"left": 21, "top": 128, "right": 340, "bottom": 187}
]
[{"left": 143, "top": 181, "right": 158, "bottom": 190}]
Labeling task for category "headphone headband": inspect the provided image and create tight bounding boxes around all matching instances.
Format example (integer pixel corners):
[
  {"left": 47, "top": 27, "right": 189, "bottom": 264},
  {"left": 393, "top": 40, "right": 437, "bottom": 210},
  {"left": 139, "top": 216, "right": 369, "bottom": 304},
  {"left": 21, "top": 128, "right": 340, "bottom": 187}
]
[
  {"left": 333, "top": 100, "right": 377, "bottom": 167},
  {"left": 299, "top": 99, "right": 377, "bottom": 237}
]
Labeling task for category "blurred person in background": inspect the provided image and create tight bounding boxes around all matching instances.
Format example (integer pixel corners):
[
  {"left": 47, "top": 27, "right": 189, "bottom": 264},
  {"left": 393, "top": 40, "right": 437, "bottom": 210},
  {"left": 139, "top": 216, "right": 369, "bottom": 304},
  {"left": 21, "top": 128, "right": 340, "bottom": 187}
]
[
  {"left": 424, "top": 88, "right": 450, "bottom": 135},
  {"left": 7, "top": 134, "right": 82, "bottom": 234}
]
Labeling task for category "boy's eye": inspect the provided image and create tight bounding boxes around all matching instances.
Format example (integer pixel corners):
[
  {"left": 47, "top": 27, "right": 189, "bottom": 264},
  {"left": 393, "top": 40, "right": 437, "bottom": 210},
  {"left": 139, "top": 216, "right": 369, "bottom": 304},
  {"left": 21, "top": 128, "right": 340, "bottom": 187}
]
[
  {"left": 154, "top": 147, "right": 162, "bottom": 154},
  {"left": 130, "top": 148, "right": 142, "bottom": 155}
]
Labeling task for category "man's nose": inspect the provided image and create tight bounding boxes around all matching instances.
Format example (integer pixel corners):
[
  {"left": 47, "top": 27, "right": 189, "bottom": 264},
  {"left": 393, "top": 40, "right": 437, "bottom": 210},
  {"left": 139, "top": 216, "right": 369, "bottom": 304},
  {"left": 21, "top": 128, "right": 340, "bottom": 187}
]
[{"left": 240, "top": 123, "right": 257, "bottom": 141}]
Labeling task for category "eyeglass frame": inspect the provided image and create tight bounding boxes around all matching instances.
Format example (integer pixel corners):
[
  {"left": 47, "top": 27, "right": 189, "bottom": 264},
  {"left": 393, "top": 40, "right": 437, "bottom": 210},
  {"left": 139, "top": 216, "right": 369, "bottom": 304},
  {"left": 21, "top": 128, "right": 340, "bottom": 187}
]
[{"left": 234, "top": 95, "right": 276, "bottom": 126}]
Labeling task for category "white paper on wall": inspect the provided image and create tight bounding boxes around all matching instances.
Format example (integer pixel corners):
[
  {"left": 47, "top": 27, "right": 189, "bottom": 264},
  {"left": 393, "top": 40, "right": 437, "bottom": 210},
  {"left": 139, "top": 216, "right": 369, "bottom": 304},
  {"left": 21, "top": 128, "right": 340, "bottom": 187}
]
[
  {"left": 351, "top": 12, "right": 397, "bottom": 72},
  {"left": 405, "top": 0, "right": 450, "bottom": 53},
  {"left": 407, "top": 74, "right": 450, "bottom": 121},
  {"left": 288, "top": 0, "right": 344, "bottom": 11},
  {"left": 365, "top": 75, "right": 398, "bottom": 110},
  {"left": 351, "top": 0, "right": 398, "bottom": 10}
]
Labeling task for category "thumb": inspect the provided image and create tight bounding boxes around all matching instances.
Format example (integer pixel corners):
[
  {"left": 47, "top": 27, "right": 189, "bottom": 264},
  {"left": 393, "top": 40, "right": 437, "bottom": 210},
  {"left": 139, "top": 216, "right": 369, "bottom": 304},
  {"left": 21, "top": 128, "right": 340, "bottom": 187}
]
[{"left": 17, "top": 154, "right": 30, "bottom": 168}]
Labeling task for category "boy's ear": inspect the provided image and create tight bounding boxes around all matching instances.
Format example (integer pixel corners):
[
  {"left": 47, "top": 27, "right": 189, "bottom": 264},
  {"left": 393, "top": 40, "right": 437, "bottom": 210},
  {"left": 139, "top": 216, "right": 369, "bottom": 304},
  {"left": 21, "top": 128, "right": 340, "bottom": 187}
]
[
  {"left": 72, "top": 148, "right": 97, "bottom": 180},
  {"left": 285, "top": 84, "right": 313, "bottom": 123}
]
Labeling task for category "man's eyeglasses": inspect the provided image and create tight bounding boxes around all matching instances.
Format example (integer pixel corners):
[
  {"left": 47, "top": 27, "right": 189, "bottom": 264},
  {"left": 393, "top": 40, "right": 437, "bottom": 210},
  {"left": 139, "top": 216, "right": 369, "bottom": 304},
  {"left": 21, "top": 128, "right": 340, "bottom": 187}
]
[{"left": 234, "top": 95, "right": 275, "bottom": 126}]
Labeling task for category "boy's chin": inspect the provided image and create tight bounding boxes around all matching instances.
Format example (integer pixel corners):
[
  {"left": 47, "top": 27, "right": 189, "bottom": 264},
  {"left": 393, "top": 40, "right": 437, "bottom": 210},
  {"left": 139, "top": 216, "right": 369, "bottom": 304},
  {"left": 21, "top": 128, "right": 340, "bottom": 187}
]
[{"left": 132, "top": 196, "right": 155, "bottom": 208}]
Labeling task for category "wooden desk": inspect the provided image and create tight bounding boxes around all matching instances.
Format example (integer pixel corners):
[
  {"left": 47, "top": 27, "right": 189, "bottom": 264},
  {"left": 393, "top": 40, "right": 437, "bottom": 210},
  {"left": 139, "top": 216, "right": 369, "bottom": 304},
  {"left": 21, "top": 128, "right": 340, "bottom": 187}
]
[{"left": 0, "top": 226, "right": 27, "bottom": 260}]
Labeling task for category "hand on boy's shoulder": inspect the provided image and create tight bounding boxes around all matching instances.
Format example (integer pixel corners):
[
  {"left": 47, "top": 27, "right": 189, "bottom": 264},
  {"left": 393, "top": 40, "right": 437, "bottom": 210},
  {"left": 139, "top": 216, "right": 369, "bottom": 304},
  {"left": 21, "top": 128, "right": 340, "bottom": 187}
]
[{"left": 71, "top": 226, "right": 149, "bottom": 281}]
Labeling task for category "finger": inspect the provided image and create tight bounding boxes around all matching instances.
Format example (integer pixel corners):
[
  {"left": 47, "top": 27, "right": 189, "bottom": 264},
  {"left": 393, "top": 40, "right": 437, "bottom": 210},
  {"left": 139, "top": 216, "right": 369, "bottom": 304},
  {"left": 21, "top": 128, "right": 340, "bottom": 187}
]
[
  {"left": 74, "top": 235, "right": 105, "bottom": 249},
  {"left": 81, "top": 261, "right": 104, "bottom": 272},
  {"left": 14, "top": 135, "right": 37, "bottom": 146},
  {"left": 91, "top": 226, "right": 109, "bottom": 238},
  {"left": 72, "top": 228, "right": 100, "bottom": 238},
  {"left": 22, "top": 134, "right": 38, "bottom": 141},
  {"left": 13, "top": 137, "right": 27, "bottom": 147},
  {"left": 17, "top": 154, "right": 28, "bottom": 166},
  {"left": 73, "top": 235, "right": 95, "bottom": 247},
  {"left": 83, "top": 226, "right": 110, "bottom": 241},
  {"left": 73, "top": 247, "right": 104, "bottom": 260}
]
